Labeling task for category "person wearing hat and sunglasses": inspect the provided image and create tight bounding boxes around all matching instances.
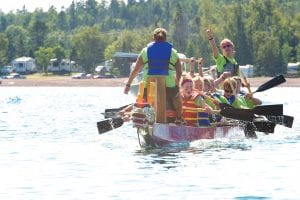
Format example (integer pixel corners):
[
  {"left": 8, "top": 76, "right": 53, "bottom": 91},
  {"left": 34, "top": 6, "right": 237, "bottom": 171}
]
[{"left": 206, "top": 28, "right": 239, "bottom": 78}]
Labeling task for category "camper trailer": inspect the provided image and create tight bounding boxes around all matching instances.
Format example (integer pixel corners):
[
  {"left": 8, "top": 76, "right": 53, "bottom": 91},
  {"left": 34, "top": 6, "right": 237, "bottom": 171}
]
[
  {"left": 12, "top": 57, "right": 36, "bottom": 74},
  {"left": 49, "top": 58, "right": 75, "bottom": 73}
]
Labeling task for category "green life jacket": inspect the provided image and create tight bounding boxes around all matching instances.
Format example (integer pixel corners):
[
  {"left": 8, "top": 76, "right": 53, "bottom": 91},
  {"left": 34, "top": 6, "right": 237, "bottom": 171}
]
[{"left": 217, "top": 55, "right": 239, "bottom": 77}]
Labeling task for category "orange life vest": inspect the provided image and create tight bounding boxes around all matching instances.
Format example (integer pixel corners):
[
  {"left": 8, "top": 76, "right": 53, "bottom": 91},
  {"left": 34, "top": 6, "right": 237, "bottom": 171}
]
[{"left": 181, "top": 91, "right": 210, "bottom": 127}]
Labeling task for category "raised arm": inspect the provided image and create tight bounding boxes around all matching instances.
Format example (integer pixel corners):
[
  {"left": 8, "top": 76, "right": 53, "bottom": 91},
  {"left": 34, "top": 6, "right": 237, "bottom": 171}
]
[
  {"left": 206, "top": 29, "right": 219, "bottom": 59},
  {"left": 174, "top": 58, "right": 182, "bottom": 85},
  {"left": 189, "top": 57, "right": 196, "bottom": 78},
  {"left": 197, "top": 58, "right": 204, "bottom": 77}
]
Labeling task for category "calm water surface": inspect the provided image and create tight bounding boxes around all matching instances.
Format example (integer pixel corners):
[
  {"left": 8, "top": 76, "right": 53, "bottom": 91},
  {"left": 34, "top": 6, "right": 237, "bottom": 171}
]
[{"left": 0, "top": 87, "right": 299, "bottom": 200}]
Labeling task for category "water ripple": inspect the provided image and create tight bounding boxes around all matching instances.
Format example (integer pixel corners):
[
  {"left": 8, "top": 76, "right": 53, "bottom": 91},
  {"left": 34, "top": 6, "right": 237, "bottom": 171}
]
[{"left": 1, "top": 87, "right": 300, "bottom": 199}]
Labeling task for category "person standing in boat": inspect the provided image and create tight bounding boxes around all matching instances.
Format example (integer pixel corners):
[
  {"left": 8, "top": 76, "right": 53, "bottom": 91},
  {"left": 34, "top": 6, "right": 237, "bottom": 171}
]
[
  {"left": 124, "top": 28, "right": 183, "bottom": 123},
  {"left": 206, "top": 28, "right": 239, "bottom": 78}
]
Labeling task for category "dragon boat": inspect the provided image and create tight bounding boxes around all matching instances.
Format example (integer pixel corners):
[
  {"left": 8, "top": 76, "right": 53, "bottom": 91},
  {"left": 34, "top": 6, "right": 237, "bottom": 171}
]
[{"left": 97, "top": 75, "right": 293, "bottom": 147}]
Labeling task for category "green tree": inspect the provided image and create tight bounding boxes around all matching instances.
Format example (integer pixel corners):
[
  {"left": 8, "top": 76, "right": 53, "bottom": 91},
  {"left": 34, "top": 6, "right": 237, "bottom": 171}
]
[
  {"left": 253, "top": 32, "right": 283, "bottom": 76},
  {"left": 171, "top": 3, "right": 188, "bottom": 53},
  {"left": 53, "top": 45, "right": 66, "bottom": 63},
  {"left": 5, "top": 25, "right": 30, "bottom": 61},
  {"left": 71, "top": 26, "right": 106, "bottom": 73},
  {"left": 85, "top": 0, "right": 98, "bottom": 26},
  {"left": 34, "top": 47, "right": 54, "bottom": 74},
  {"left": 224, "top": 3, "right": 252, "bottom": 65},
  {"left": 29, "top": 11, "right": 49, "bottom": 53},
  {"left": 57, "top": 10, "right": 69, "bottom": 30},
  {"left": 68, "top": 0, "right": 78, "bottom": 29},
  {"left": 44, "top": 31, "right": 69, "bottom": 49},
  {"left": 0, "top": 15, "right": 8, "bottom": 32},
  {"left": 0, "top": 33, "right": 8, "bottom": 66}
]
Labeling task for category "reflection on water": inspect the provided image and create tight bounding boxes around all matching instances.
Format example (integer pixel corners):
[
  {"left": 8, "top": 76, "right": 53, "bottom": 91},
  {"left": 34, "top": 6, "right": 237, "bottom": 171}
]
[{"left": 0, "top": 87, "right": 300, "bottom": 199}]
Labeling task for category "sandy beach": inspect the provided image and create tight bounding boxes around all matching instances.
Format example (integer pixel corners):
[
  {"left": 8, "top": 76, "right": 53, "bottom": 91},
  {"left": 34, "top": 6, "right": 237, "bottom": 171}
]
[{"left": 0, "top": 76, "right": 300, "bottom": 87}]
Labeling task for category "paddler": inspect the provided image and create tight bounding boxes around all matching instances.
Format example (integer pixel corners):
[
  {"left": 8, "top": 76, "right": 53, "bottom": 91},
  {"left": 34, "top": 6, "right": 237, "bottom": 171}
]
[
  {"left": 124, "top": 28, "right": 184, "bottom": 124},
  {"left": 233, "top": 76, "right": 262, "bottom": 108},
  {"left": 206, "top": 28, "right": 240, "bottom": 78},
  {"left": 180, "top": 77, "right": 213, "bottom": 127}
]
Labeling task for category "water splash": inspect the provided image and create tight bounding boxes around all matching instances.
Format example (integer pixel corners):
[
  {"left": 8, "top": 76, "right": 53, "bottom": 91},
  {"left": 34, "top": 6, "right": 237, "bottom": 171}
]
[{"left": 7, "top": 96, "right": 21, "bottom": 104}]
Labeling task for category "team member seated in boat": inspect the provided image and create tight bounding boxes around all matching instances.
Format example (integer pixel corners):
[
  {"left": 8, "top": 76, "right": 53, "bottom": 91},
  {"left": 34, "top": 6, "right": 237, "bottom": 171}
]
[
  {"left": 203, "top": 77, "right": 213, "bottom": 95},
  {"left": 206, "top": 28, "right": 239, "bottom": 78},
  {"left": 233, "top": 76, "right": 262, "bottom": 108},
  {"left": 192, "top": 76, "right": 219, "bottom": 110},
  {"left": 124, "top": 28, "right": 183, "bottom": 124},
  {"left": 180, "top": 77, "right": 213, "bottom": 127},
  {"left": 217, "top": 78, "right": 244, "bottom": 108}
]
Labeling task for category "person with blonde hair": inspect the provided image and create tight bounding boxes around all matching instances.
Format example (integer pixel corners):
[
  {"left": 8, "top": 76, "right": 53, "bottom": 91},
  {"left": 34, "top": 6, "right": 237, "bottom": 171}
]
[
  {"left": 206, "top": 28, "right": 239, "bottom": 78},
  {"left": 217, "top": 78, "right": 244, "bottom": 108}
]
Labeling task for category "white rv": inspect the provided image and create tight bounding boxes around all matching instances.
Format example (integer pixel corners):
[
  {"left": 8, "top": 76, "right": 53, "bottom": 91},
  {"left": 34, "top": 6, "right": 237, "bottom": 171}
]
[{"left": 12, "top": 57, "right": 36, "bottom": 73}]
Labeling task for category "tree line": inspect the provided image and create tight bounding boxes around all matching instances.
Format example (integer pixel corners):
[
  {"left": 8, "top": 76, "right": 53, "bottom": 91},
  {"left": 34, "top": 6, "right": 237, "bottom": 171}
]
[{"left": 0, "top": 0, "right": 299, "bottom": 76}]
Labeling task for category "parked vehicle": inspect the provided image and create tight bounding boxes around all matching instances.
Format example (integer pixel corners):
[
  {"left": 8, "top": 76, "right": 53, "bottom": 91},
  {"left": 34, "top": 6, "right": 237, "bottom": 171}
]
[
  {"left": 0, "top": 66, "right": 13, "bottom": 75},
  {"left": 5, "top": 73, "right": 26, "bottom": 79},
  {"left": 86, "top": 74, "right": 93, "bottom": 79},
  {"left": 71, "top": 73, "right": 86, "bottom": 79}
]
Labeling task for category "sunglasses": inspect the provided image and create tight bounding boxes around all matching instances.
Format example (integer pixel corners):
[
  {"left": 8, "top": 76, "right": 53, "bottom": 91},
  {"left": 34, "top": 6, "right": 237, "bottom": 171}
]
[
  {"left": 222, "top": 44, "right": 232, "bottom": 49},
  {"left": 224, "top": 89, "right": 233, "bottom": 93}
]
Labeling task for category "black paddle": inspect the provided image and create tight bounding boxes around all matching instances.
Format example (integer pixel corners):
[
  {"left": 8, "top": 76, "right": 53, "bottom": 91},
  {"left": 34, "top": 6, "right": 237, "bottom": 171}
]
[
  {"left": 252, "top": 104, "right": 283, "bottom": 116},
  {"left": 97, "top": 104, "right": 132, "bottom": 134},
  {"left": 253, "top": 121, "right": 276, "bottom": 133},
  {"left": 265, "top": 115, "right": 294, "bottom": 128},
  {"left": 220, "top": 104, "right": 254, "bottom": 121},
  {"left": 97, "top": 117, "right": 124, "bottom": 134},
  {"left": 252, "top": 74, "right": 286, "bottom": 94},
  {"left": 220, "top": 104, "right": 293, "bottom": 128},
  {"left": 220, "top": 103, "right": 283, "bottom": 120}
]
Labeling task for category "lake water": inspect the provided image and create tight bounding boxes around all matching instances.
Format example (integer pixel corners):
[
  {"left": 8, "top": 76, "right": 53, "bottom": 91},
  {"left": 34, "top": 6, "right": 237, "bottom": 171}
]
[{"left": 0, "top": 87, "right": 299, "bottom": 200}]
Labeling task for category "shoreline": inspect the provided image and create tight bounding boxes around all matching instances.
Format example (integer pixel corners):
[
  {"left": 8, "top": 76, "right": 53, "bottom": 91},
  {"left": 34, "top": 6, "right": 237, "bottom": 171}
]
[{"left": 1, "top": 77, "right": 300, "bottom": 87}]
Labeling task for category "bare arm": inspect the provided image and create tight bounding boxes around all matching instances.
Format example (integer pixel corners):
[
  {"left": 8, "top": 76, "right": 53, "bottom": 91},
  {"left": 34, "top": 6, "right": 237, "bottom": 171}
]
[
  {"left": 197, "top": 58, "right": 204, "bottom": 77},
  {"left": 206, "top": 29, "right": 219, "bottom": 59},
  {"left": 174, "top": 58, "right": 182, "bottom": 85},
  {"left": 124, "top": 55, "right": 144, "bottom": 94},
  {"left": 214, "top": 71, "right": 231, "bottom": 88},
  {"left": 245, "top": 94, "right": 262, "bottom": 106},
  {"left": 189, "top": 57, "right": 195, "bottom": 78}
]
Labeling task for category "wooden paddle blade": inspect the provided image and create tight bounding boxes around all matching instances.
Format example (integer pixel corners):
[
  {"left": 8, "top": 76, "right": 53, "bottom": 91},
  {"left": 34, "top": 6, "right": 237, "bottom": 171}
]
[
  {"left": 253, "top": 104, "right": 283, "bottom": 116},
  {"left": 97, "top": 117, "right": 124, "bottom": 134},
  {"left": 220, "top": 106, "right": 254, "bottom": 121},
  {"left": 254, "top": 121, "right": 276, "bottom": 133},
  {"left": 254, "top": 75, "right": 286, "bottom": 93},
  {"left": 266, "top": 115, "right": 294, "bottom": 128}
]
